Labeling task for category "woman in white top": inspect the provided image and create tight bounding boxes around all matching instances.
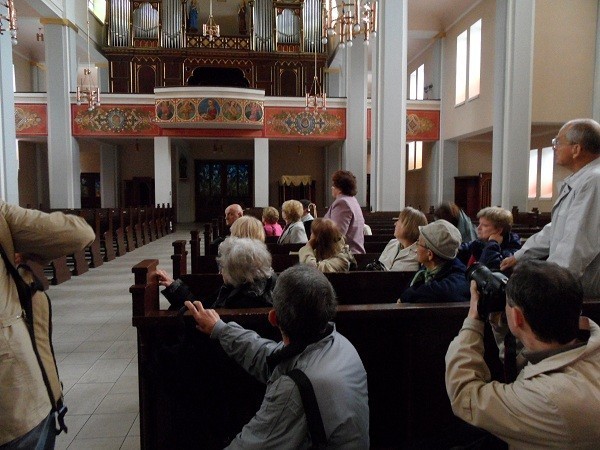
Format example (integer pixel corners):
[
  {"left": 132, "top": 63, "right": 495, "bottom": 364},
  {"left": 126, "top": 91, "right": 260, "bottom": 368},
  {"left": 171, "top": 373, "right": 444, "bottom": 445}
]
[
  {"left": 378, "top": 207, "right": 428, "bottom": 271},
  {"left": 277, "top": 200, "right": 308, "bottom": 244}
]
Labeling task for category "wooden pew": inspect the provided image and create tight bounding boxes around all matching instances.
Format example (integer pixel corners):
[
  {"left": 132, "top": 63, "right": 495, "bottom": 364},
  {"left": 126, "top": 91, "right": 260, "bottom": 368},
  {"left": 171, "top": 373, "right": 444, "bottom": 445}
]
[
  {"left": 131, "top": 259, "right": 514, "bottom": 449},
  {"left": 173, "top": 270, "right": 414, "bottom": 305},
  {"left": 175, "top": 238, "right": 384, "bottom": 276}
]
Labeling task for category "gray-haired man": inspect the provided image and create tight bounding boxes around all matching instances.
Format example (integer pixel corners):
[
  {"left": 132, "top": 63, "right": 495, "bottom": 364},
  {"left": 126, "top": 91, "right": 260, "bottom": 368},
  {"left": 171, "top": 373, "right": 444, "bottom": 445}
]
[{"left": 185, "top": 265, "right": 369, "bottom": 449}]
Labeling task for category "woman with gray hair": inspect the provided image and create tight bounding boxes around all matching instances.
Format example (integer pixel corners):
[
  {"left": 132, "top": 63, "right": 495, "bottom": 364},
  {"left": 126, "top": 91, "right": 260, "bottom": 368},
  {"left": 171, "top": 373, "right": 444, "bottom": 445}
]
[{"left": 156, "top": 237, "right": 276, "bottom": 309}]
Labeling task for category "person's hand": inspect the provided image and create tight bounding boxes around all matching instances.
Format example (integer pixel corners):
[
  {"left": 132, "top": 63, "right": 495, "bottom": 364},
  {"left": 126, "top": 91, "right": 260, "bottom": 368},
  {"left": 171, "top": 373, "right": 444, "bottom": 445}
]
[
  {"left": 500, "top": 256, "right": 517, "bottom": 271},
  {"left": 155, "top": 269, "right": 174, "bottom": 287},
  {"left": 468, "top": 280, "right": 482, "bottom": 320},
  {"left": 488, "top": 233, "right": 503, "bottom": 244},
  {"left": 185, "top": 301, "right": 220, "bottom": 335}
]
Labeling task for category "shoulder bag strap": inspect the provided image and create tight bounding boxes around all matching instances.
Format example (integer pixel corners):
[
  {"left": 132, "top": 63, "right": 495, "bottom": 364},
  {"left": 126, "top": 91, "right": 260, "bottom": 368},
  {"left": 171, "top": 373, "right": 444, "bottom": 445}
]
[
  {"left": 287, "top": 368, "right": 327, "bottom": 449},
  {"left": 0, "top": 244, "right": 68, "bottom": 434}
]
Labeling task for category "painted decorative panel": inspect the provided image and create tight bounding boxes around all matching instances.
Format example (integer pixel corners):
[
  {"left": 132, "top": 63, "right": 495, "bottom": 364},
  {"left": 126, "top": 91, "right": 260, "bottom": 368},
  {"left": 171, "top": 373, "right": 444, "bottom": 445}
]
[
  {"left": 72, "top": 105, "right": 160, "bottom": 136},
  {"left": 15, "top": 104, "right": 47, "bottom": 136},
  {"left": 154, "top": 98, "right": 264, "bottom": 128},
  {"left": 265, "top": 108, "right": 345, "bottom": 139}
]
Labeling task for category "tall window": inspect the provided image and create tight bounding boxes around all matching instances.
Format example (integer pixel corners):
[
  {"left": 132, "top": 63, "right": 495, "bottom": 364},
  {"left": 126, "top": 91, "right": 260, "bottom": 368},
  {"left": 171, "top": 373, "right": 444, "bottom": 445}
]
[
  {"left": 409, "top": 64, "right": 425, "bottom": 100},
  {"left": 89, "top": 0, "right": 106, "bottom": 22},
  {"left": 407, "top": 142, "right": 423, "bottom": 171},
  {"left": 528, "top": 147, "right": 554, "bottom": 199},
  {"left": 455, "top": 19, "right": 482, "bottom": 105}
]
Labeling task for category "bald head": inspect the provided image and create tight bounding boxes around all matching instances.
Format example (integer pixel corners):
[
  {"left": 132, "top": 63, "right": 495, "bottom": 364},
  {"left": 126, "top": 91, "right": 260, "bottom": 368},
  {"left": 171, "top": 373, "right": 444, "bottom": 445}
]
[{"left": 225, "top": 204, "right": 243, "bottom": 226}]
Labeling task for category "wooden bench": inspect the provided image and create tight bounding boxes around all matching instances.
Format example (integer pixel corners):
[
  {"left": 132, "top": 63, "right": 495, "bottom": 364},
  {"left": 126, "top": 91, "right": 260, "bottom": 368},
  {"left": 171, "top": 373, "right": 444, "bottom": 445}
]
[{"left": 131, "top": 259, "right": 512, "bottom": 449}]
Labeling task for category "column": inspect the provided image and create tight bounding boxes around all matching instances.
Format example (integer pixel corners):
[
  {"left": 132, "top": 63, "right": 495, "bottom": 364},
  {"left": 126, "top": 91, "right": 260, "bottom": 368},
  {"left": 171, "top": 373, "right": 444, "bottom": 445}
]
[
  {"left": 254, "top": 138, "right": 269, "bottom": 206},
  {"left": 43, "top": 19, "right": 80, "bottom": 208},
  {"left": 0, "top": 22, "right": 18, "bottom": 203},
  {"left": 491, "top": 0, "right": 535, "bottom": 209},
  {"left": 593, "top": 0, "right": 600, "bottom": 122},
  {"left": 324, "top": 144, "right": 342, "bottom": 206},
  {"left": 344, "top": 36, "right": 368, "bottom": 206},
  {"left": 154, "top": 137, "right": 172, "bottom": 206},
  {"left": 100, "top": 144, "right": 118, "bottom": 207},
  {"left": 371, "top": 0, "right": 408, "bottom": 211}
]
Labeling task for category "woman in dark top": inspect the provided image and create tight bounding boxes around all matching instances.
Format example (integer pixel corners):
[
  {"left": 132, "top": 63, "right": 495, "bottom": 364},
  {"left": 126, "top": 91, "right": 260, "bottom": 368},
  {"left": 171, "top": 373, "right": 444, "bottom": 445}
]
[
  {"left": 457, "top": 206, "right": 521, "bottom": 271},
  {"left": 156, "top": 237, "right": 276, "bottom": 309}
]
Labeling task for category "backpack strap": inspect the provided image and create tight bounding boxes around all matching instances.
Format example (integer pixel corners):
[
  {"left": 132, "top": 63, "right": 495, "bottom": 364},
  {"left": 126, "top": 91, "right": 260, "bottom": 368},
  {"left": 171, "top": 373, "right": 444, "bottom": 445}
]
[{"left": 287, "top": 369, "right": 327, "bottom": 449}]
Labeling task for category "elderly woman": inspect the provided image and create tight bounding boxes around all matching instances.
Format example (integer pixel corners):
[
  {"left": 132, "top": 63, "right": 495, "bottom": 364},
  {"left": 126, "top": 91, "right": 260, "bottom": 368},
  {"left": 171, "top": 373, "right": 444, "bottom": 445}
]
[
  {"left": 457, "top": 206, "right": 521, "bottom": 271},
  {"left": 324, "top": 170, "right": 366, "bottom": 254},
  {"left": 399, "top": 220, "right": 470, "bottom": 303},
  {"left": 156, "top": 237, "right": 276, "bottom": 309},
  {"left": 278, "top": 200, "right": 308, "bottom": 244},
  {"left": 299, "top": 218, "right": 356, "bottom": 272},
  {"left": 377, "top": 207, "right": 428, "bottom": 271},
  {"left": 230, "top": 215, "right": 266, "bottom": 241},
  {"left": 262, "top": 206, "right": 283, "bottom": 237}
]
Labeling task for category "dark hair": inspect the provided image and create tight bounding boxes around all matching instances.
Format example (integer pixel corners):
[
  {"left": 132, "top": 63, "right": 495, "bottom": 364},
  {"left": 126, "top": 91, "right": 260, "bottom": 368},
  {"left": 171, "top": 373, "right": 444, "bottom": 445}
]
[
  {"left": 310, "top": 218, "right": 344, "bottom": 260},
  {"left": 332, "top": 170, "right": 358, "bottom": 196},
  {"left": 434, "top": 202, "right": 460, "bottom": 227},
  {"left": 272, "top": 265, "right": 337, "bottom": 342},
  {"left": 564, "top": 118, "right": 600, "bottom": 155},
  {"left": 505, "top": 260, "right": 582, "bottom": 344}
]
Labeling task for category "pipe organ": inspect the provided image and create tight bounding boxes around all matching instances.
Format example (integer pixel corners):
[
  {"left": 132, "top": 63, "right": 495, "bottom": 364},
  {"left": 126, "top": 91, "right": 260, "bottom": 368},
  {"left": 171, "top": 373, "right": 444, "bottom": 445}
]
[{"left": 103, "top": 0, "right": 327, "bottom": 96}]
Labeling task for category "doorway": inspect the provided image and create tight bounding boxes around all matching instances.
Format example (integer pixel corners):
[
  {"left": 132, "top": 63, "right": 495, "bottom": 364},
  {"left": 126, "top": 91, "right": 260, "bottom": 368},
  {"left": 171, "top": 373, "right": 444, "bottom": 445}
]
[{"left": 194, "top": 160, "right": 253, "bottom": 222}]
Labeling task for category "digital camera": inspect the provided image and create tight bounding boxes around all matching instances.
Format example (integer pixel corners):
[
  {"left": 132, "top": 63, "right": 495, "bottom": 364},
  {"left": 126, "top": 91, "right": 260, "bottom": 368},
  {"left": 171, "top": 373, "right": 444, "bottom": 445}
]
[{"left": 466, "top": 263, "right": 508, "bottom": 318}]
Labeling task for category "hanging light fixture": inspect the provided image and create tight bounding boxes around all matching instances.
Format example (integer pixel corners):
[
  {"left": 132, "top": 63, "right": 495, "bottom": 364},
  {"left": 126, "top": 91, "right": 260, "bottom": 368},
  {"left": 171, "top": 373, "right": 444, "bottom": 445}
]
[
  {"left": 36, "top": 27, "right": 44, "bottom": 42},
  {"left": 322, "top": 0, "right": 377, "bottom": 49},
  {"left": 305, "top": 42, "right": 326, "bottom": 113},
  {"left": 77, "top": 10, "right": 100, "bottom": 111},
  {"left": 203, "top": 0, "right": 220, "bottom": 42},
  {"left": 0, "top": 0, "right": 18, "bottom": 45}
]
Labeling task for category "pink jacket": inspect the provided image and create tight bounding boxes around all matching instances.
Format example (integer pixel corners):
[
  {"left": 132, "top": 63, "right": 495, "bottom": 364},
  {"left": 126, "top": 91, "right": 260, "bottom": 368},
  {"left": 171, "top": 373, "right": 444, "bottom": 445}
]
[{"left": 264, "top": 222, "right": 283, "bottom": 237}]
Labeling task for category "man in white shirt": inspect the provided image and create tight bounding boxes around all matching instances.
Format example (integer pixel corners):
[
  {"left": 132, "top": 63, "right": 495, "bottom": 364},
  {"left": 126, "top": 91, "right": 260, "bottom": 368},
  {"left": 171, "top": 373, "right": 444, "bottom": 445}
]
[{"left": 501, "top": 118, "right": 600, "bottom": 297}]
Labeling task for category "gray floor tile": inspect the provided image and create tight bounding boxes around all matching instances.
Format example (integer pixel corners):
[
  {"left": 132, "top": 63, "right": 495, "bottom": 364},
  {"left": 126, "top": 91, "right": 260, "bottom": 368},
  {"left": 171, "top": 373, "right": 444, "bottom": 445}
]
[
  {"left": 67, "top": 437, "right": 125, "bottom": 450},
  {"left": 64, "top": 382, "right": 114, "bottom": 415},
  {"left": 76, "top": 413, "right": 137, "bottom": 439},
  {"left": 95, "top": 392, "right": 139, "bottom": 414},
  {"left": 120, "top": 436, "right": 141, "bottom": 450},
  {"left": 78, "top": 358, "right": 130, "bottom": 383},
  {"left": 54, "top": 414, "right": 91, "bottom": 450},
  {"left": 110, "top": 375, "right": 138, "bottom": 394}
]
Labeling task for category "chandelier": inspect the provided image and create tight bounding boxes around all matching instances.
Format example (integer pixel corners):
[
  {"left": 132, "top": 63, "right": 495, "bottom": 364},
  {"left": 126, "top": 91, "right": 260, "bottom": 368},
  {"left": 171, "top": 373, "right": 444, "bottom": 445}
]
[
  {"left": 305, "top": 43, "right": 326, "bottom": 113},
  {"left": 0, "top": 0, "right": 18, "bottom": 45},
  {"left": 203, "top": 0, "right": 220, "bottom": 42},
  {"left": 76, "top": 13, "right": 100, "bottom": 111},
  {"left": 322, "top": 0, "right": 377, "bottom": 49}
]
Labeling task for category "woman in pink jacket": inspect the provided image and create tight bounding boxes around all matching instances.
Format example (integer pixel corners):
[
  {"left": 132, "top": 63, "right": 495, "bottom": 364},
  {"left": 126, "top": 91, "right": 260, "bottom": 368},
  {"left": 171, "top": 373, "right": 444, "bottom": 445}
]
[{"left": 324, "top": 170, "right": 366, "bottom": 254}]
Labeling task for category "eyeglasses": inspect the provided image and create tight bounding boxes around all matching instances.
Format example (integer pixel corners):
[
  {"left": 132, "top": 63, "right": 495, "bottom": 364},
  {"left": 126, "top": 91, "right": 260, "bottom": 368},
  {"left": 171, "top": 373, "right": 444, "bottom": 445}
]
[
  {"left": 417, "top": 241, "right": 429, "bottom": 250},
  {"left": 551, "top": 137, "right": 575, "bottom": 150}
]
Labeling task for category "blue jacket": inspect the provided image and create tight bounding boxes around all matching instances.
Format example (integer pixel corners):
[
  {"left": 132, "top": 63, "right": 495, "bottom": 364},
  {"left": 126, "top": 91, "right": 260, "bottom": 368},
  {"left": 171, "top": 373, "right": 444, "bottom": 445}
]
[
  {"left": 400, "top": 258, "right": 470, "bottom": 303},
  {"left": 457, "top": 231, "right": 521, "bottom": 271}
]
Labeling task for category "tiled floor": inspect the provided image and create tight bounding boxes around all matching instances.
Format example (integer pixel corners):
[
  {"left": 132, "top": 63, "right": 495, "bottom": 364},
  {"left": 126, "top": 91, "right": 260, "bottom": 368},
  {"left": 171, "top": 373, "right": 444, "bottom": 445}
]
[{"left": 51, "top": 226, "right": 193, "bottom": 450}]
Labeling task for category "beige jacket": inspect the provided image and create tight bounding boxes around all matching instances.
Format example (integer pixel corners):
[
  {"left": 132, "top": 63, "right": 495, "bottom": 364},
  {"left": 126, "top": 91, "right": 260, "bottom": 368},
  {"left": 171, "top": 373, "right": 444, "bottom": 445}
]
[
  {"left": 445, "top": 317, "right": 600, "bottom": 449},
  {"left": 0, "top": 201, "right": 95, "bottom": 445},
  {"left": 298, "top": 242, "right": 356, "bottom": 273}
]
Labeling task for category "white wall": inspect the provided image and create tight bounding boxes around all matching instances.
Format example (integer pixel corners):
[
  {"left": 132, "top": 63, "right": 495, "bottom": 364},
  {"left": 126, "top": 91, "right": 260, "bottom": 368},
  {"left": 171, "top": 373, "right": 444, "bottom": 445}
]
[
  {"left": 532, "top": 0, "right": 598, "bottom": 122},
  {"left": 441, "top": 0, "right": 496, "bottom": 140}
]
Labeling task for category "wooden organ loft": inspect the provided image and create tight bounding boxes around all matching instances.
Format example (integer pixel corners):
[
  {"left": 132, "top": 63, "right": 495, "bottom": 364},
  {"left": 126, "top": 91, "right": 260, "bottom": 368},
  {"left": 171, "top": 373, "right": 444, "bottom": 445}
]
[{"left": 103, "top": 0, "right": 327, "bottom": 96}]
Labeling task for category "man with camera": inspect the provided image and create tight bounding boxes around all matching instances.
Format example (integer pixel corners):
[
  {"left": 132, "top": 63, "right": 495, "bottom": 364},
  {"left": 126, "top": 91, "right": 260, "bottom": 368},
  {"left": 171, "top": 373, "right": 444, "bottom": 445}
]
[
  {"left": 500, "top": 118, "right": 600, "bottom": 297},
  {"left": 445, "top": 260, "right": 600, "bottom": 448},
  {"left": 184, "top": 265, "right": 370, "bottom": 449}
]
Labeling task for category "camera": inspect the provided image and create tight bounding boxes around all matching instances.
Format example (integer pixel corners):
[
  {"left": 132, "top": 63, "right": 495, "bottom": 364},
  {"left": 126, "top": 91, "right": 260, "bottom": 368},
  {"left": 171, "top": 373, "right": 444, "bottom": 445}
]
[{"left": 466, "top": 263, "right": 508, "bottom": 318}]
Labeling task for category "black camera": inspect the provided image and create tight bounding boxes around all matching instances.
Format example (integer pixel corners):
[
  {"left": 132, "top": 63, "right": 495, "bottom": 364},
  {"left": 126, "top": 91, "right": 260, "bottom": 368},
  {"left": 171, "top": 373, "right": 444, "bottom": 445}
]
[{"left": 466, "top": 263, "right": 508, "bottom": 318}]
